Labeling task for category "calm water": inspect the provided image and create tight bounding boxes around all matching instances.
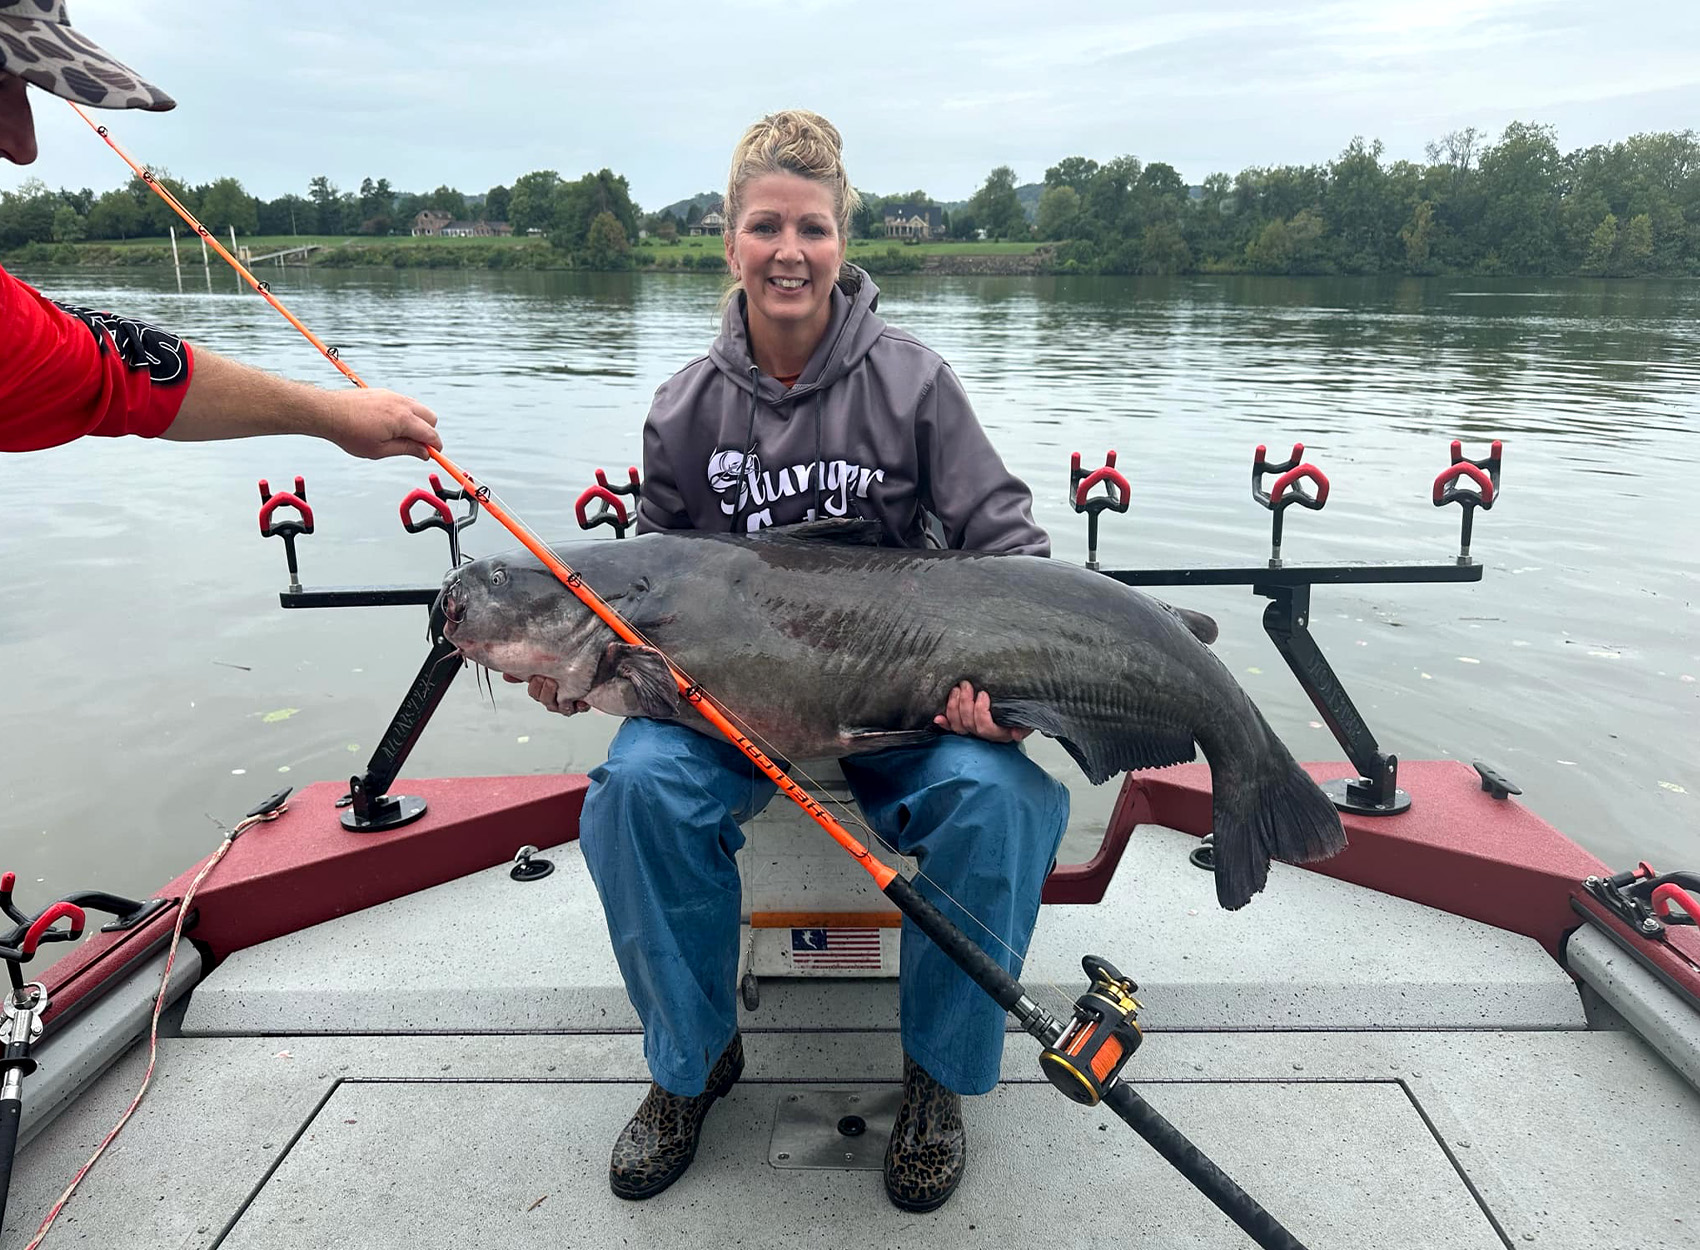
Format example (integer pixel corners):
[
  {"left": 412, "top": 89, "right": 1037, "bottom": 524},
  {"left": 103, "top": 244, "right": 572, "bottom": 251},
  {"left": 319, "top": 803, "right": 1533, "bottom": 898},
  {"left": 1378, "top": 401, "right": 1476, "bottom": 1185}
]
[{"left": 1, "top": 268, "right": 1696, "bottom": 916}]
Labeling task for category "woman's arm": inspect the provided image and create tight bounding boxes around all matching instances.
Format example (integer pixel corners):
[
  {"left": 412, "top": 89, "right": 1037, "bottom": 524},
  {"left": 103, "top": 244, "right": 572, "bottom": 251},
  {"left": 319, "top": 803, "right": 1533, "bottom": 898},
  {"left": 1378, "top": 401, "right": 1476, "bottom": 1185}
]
[{"left": 915, "top": 364, "right": 1049, "bottom": 556}]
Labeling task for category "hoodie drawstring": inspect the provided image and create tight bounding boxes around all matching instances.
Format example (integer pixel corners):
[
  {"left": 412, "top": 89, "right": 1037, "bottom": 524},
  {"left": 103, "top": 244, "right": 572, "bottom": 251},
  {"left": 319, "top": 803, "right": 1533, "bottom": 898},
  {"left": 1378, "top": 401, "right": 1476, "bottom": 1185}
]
[
  {"left": 729, "top": 363, "right": 761, "bottom": 534},
  {"left": 812, "top": 390, "right": 823, "bottom": 521}
]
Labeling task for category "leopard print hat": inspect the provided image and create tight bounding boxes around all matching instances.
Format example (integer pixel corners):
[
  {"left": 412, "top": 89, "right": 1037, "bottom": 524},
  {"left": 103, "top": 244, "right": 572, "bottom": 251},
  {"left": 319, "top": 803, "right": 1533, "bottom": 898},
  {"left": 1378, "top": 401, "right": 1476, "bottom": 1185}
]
[{"left": 0, "top": 0, "right": 173, "bottom": 111}]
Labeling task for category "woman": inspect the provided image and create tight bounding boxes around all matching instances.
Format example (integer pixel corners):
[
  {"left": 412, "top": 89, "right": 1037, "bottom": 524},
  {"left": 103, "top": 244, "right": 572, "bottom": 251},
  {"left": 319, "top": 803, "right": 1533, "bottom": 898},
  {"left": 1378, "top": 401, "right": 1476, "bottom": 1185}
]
[{"left": 525, "top": 110, "right": 1068, "bottom": 1212}]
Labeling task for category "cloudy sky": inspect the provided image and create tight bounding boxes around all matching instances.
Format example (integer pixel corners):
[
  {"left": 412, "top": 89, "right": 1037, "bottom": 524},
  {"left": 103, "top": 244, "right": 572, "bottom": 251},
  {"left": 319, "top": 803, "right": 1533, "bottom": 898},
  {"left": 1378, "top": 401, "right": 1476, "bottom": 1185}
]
[{"left": 5, "top": 0, "right": 1696, "bottom": 207}]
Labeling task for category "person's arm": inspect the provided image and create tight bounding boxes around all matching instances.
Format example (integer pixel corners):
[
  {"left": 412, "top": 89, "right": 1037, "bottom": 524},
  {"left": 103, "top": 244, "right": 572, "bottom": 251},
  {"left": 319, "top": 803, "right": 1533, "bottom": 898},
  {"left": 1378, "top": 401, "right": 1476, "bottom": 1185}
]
[
  {"left": 915, "top": 364, "right": 1049, "bottom": 556},
  {"left": 163, "top": 350, "right": 441, "bottom": 460},
  {"left": 633, "top": 389, "right": 694, "bottom": 534}
]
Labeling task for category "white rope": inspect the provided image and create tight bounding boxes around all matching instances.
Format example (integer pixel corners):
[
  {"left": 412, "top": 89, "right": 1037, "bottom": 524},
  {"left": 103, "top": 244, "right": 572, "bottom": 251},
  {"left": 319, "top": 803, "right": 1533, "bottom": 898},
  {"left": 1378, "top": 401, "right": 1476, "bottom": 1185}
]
[{"left": 24, "top": 803, "right": 286, "bottom": 1250}]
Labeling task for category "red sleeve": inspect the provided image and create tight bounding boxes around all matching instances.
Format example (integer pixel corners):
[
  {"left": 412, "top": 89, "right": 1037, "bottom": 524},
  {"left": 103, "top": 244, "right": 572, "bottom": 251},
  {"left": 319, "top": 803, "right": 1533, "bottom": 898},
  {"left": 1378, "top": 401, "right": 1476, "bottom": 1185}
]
[{"left": 0, "top": 263, "right": 196, "bottom": 453}]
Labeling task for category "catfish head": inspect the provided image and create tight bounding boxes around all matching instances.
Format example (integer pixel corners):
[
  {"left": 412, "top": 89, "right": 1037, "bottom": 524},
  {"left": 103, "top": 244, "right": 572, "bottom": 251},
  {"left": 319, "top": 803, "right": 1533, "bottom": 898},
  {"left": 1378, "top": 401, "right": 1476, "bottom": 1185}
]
[
  {"left": 439, "top": 551, "right": 609, "bottom": 700},
  {"left": 438, "top": 549, "right": 681, "bottom": 720}
]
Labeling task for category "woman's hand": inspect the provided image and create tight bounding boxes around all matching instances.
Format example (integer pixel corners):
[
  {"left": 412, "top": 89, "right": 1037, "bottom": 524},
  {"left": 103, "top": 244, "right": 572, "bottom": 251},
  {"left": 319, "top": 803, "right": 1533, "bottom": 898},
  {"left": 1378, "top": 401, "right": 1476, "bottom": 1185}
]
[
  {"left": 933, "top": 680, "right": 1030, "bottom": 743},
  {"left": 504, "top": 672, "right": 590, "bottom": 716}
]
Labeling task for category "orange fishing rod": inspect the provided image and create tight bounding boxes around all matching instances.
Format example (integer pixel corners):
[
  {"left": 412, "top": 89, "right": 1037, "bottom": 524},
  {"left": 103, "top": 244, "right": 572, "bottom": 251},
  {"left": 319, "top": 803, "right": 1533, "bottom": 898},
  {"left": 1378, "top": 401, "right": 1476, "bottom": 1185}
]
[
  {"left": 70, "top": 104, "right": 1310, "bottom": 1248},
  {"left": 69, "top": 102, "right": 897, "bottom": 890}
]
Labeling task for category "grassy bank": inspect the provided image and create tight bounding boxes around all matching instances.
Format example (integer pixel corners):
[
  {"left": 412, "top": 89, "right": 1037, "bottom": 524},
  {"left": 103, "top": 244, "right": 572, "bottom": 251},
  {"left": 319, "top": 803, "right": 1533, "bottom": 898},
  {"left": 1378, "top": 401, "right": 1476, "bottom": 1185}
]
[{"left": 5, "top": 233, "right": 1047, "bottom": 274}]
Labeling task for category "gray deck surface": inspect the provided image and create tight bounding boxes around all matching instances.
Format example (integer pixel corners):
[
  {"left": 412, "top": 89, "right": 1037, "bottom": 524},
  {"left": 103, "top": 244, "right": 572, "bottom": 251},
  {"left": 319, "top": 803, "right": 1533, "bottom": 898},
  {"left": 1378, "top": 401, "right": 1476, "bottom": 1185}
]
[
  {"left": 179, "top": 826, "right": 1583, "bottom": 1035},
  {"left": 10, "top": 1030, "right": 1699, "bottom": 1249},
  {"left": 9, "top": 827, "right": 1697, "bottom": 1249}
]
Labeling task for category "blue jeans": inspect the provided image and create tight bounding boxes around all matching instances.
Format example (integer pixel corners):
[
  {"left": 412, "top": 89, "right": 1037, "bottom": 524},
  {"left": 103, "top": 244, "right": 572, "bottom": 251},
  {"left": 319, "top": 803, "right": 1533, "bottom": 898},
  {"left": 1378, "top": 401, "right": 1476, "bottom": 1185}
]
[{"left": 579, "top": 717, "right": 1070, "bottom": 1097}]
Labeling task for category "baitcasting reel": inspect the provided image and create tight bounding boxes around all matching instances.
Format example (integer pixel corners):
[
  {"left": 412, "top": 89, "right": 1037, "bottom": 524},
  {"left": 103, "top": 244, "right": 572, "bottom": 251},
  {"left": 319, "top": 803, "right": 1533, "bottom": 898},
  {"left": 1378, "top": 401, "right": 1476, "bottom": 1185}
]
[{"left": 1039, "top": 954, "right": 1143, "bottom": 1106}]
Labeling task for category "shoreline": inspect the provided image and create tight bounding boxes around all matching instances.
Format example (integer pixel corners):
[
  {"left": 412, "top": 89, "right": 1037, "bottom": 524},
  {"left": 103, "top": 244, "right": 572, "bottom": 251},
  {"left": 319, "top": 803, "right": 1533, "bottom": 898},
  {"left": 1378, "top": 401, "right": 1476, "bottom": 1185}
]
[{"left": 5, "top": 239, "right": 1690, "bottom": 280}]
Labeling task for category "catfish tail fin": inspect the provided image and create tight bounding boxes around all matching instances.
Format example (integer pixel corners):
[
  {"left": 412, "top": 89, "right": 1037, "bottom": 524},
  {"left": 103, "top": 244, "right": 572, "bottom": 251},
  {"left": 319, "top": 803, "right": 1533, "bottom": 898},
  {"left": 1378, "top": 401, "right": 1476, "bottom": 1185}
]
[{"left": 1204, "top": 718, "right": 1346, "bottom": 911}]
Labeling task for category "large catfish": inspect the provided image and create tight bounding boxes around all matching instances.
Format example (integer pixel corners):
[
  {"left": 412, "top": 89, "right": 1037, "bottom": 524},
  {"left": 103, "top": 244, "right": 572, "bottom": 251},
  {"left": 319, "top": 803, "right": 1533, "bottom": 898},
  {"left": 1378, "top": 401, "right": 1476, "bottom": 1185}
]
[{"left": 439, "top": 520, "right": 1345, "bottom": 909}]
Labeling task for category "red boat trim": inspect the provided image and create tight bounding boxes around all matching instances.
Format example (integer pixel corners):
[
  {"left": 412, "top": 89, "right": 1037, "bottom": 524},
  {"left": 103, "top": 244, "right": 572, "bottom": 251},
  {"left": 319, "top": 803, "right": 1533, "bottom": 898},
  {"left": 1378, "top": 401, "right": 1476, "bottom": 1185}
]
[
  {"left": 1048, "top": 759, "right": 1608, "bottom": 961},
  {"left": 1570, "top": 889, "right": 1700, "bottom": 1004},
  {"left": 43, "top": 775, "right": 585, "bottom": 1026}
]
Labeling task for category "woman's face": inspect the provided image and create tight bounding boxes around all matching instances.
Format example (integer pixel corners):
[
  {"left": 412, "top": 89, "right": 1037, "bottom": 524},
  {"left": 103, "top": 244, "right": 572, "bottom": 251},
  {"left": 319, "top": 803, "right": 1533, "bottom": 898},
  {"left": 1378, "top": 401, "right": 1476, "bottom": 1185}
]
[{"left": 725, "top": 172, "right": 844, "bottom": 338}]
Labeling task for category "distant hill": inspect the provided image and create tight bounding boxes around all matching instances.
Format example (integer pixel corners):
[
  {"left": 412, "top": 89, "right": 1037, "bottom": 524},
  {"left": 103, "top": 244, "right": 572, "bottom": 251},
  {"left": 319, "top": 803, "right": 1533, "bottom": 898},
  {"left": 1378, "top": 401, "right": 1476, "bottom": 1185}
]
[{"left": 657, "top": 191, "right": 722, "bottom": 220}]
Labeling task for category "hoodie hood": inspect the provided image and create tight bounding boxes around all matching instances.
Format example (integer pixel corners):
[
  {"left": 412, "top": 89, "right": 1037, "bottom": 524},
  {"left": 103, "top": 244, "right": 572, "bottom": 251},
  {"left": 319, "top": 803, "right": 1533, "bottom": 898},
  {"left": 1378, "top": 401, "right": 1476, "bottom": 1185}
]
[{"left": 707, "top": 264, "right": 887, "bottom": 405}]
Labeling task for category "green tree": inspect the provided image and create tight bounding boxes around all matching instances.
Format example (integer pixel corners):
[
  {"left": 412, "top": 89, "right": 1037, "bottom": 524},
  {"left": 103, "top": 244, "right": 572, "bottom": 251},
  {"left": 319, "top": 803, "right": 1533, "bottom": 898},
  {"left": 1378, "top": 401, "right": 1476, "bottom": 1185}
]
[
  {"left": 51, "top": 203, "right": 85, "bottom": 242},
  {"left": 484, "top": 184, "right": 510, "bottom": 223},
  {"left": 1474, "top": 122, "right": 1562, "bottom": 273},
  {"left": 509, "top": 170, "right": 562, "bottom": 235},
  {"left": 1582, "top": 213, "right": 1618, "bottom": 275},
  {"left": 1044, "top": 156, "right": 1099, "bottom": 191},
  {"left": 948, "top": 208, "right": 979, "bottom": 241},
  {"left": 197, "top": 177, "right": 258, "bottom": 235},
  {"left": 423, "top": 185, "right": 467, "bottom": 217},
  {"left": 1139, "top": 221, "right": 1192, "bottom": 273},
  {"left": 1035, "top": 185, "right": 1081, "bottom": 240},
  {"left": 552, "top": 169, "right": 638, "bottom": 252},
  {"left": 1326, "top": 137, "right": 1397, "bottom": 272},
  {"left": 969, "top": 166, "right": 1027, "bottom": 239},
  {"left": 583, "top": 209, "right": 632, "bottom": 269},
  {"left": 85, "top": 187, "right": 143, "bottom": 240},
  {"left": 307, "top": 176, "right": 341, "bottom": 234},
  {"left": 1399, "top": 200, "right": 1437, "bottom": 273},
  {"left": 1244, "top": 218, "right": 1293, "bottom": 272},
  {"left": 0, "top": 178, "right": 58, "bottom": 248},
  {"left": 127, "top": 171, "right": 194, "bottom": 237},
  {"left": 1620, "top": 212, "right": 1654, "bottom": 274}
]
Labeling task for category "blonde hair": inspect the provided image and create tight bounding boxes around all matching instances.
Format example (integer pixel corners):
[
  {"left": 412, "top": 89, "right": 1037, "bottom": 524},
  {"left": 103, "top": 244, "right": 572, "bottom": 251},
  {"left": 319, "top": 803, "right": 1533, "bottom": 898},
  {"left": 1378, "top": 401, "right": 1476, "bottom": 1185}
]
[{"left": 724, "top": 108, "right": 861, "bottom": 249}]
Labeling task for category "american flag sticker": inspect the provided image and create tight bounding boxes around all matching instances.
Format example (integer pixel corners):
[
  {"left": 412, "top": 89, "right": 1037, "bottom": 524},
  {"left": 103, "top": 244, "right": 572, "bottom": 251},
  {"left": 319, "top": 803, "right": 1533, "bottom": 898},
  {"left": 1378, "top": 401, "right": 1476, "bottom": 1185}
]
[{"left": 789, "top": 928, "right": 883, "bottom": 970}]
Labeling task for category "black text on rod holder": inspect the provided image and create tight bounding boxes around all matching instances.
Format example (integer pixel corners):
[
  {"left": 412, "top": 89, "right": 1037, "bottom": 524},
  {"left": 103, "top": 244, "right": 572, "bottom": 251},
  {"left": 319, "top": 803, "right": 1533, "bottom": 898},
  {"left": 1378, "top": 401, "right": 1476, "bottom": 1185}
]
[{"left": 1076, "top": 439, "right": 1505, "bottom": 818}]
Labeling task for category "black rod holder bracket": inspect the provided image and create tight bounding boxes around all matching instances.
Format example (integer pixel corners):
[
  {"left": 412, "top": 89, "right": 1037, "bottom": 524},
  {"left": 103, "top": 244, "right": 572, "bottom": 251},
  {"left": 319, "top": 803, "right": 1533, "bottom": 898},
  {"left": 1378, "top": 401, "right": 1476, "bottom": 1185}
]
[
  {"left": 1254, "top": 582, "right": 1409, "bottom": 816},
  {"left": 339, "top": 601, "right": 461, "bottom": 833}
]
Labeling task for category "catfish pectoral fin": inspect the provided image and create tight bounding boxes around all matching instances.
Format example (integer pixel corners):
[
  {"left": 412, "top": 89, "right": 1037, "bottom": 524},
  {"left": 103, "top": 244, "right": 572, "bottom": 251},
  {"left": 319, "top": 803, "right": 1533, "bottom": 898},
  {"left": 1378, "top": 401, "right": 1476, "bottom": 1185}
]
[
  {"left": 592, "top": 642, "right": 680, "bottom": 718},
  {"left": 989, "top": 697, "right": 1197, "bottom": 785},
  {"left": 838, "top": 727, "right": 943, "bottom": 753}
]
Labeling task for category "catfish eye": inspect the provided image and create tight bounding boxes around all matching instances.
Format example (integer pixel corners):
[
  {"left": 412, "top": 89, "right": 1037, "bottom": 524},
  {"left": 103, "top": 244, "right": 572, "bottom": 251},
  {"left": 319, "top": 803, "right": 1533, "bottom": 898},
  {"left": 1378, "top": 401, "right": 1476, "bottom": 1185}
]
[{"left": 490, "top": 567, "right": 508, "bottom": 586}]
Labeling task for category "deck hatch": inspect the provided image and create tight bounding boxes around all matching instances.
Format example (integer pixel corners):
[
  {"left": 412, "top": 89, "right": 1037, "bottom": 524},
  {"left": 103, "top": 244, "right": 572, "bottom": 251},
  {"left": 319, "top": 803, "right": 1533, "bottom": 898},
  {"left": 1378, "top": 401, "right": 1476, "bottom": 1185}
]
[{"left": 218, "top": 1078, "right": 1503, "bottom": 1248}]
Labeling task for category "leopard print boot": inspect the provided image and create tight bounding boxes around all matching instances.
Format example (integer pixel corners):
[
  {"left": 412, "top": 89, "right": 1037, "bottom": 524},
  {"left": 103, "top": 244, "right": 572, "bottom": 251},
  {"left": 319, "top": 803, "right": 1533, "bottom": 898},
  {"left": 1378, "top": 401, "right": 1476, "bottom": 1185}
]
[
  {"left": 883, "top": 1052, "right": 966, "bottom": 1212},
  {"left": 609, "top": 1033, "right": 745, "bottom": 1200}
]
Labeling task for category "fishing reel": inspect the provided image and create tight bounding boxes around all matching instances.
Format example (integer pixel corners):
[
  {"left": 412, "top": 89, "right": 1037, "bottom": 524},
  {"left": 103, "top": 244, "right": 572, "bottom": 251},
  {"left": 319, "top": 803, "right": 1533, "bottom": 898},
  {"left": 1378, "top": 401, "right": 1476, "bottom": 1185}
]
[{"left": 1039, "top": 954, "right": 1143, "bottom": 1106}]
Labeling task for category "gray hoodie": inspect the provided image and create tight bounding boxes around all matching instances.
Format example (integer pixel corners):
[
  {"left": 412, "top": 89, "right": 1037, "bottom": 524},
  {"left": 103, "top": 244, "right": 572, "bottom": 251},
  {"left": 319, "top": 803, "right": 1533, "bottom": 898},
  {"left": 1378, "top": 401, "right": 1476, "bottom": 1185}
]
[{"left": 634, "top": 265, "right": 1048, "bottom": 556}]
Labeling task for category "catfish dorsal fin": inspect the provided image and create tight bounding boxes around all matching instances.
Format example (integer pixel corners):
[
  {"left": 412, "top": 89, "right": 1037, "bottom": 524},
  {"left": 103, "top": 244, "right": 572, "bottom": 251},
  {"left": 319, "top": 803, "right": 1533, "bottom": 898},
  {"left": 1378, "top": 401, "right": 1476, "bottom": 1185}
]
[{"left": 755, "top": 518, "right": 886, "bottom": 546}]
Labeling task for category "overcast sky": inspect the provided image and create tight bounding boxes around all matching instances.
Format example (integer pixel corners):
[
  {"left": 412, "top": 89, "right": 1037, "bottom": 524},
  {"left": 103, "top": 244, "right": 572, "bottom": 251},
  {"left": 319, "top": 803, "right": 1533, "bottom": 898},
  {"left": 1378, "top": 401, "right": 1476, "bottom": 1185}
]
[{"left": 5, "top": 0, "right": 1695, "bottom": 207}]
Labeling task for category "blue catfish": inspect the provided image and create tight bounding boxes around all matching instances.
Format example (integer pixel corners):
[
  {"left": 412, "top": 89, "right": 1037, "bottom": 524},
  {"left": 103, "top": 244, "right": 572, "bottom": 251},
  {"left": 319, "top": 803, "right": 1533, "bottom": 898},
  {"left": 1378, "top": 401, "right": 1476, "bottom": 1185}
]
[{"left": 439, "top": 519, "right": 1345, "bottom": 909}]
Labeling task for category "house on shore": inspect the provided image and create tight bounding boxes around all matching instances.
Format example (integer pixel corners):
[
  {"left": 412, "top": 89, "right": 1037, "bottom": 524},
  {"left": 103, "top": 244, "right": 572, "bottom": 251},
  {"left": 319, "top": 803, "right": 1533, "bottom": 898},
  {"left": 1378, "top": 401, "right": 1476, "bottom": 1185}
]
[
  {"left": 410, "top": 210, "right": 454, "bottom": 237},
  {"left": 410, "top": 210, "right": 514, "bottom": 238},
  {"left": 882, "top": 203, "right": 943, "bottom": 240},
  {"left": 441, "top": 220, "right": 513, "bottom": 237},
  {"left": 689, "top": 210, "right": 725, "bottom": 237}
]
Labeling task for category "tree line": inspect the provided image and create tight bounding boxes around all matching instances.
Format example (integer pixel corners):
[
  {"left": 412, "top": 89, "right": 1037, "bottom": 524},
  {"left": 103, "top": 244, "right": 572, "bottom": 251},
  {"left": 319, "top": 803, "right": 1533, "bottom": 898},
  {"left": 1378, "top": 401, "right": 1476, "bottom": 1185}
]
[
  {"left": 1004, "top": 124, "right": 1700, "bottom": 277},
  {"left": 3, "top": 122, "right": 1696, "bottom": 277}
]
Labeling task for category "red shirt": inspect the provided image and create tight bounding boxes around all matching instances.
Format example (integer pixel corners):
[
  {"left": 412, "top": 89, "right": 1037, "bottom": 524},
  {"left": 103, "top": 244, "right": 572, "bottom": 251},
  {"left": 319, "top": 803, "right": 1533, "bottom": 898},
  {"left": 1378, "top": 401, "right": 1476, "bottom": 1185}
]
[{"left": 0, "top": 263, "right": 195, "bottom": 452}]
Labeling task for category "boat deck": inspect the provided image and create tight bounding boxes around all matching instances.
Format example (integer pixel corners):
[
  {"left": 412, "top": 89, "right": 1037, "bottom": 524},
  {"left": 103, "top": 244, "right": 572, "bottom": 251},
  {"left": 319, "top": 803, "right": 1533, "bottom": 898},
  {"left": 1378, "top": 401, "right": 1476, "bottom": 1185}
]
[{"left": 8, "top": 825, "right": 1700, "bottom": 1249}]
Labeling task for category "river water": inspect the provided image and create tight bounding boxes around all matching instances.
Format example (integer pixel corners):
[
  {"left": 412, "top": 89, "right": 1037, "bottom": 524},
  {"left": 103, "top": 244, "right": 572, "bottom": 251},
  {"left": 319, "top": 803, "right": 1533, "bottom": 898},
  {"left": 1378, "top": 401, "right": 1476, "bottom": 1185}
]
[{"left": 1, "top": 268, "right": 1695, "bottom": 913}]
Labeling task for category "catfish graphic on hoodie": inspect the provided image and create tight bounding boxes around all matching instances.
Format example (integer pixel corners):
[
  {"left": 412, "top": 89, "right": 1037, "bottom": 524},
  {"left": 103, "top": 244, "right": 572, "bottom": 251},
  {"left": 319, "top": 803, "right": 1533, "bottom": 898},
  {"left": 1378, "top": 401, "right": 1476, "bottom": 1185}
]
[{"left": 634, "top": 265, "right": 1048, "bottom": 556}]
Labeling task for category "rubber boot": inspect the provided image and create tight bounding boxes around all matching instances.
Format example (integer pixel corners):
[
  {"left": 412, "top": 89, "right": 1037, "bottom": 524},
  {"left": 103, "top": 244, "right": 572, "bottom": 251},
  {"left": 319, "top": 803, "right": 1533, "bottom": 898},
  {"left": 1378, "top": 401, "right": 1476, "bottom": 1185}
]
[
  {"left": 883, "top": 1051, "right": 966, "bottom": 1212},
  {"left": 609, "top": 1033, "right": 744, "bottom": 1200}
]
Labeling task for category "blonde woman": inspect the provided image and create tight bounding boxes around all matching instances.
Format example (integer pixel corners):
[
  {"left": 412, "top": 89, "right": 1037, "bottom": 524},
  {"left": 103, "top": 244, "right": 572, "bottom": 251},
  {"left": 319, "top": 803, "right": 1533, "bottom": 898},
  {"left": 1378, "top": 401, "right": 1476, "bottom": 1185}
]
[{"left": 529, "top": 110, "right": 1066, "bottom": 1211}]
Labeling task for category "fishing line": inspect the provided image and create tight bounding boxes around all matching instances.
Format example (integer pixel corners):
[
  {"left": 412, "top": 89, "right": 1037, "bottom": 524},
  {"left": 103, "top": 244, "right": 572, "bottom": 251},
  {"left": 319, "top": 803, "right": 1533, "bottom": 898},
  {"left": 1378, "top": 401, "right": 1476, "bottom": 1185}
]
[{"left": 72, "top": 102, "right": 1077, "bottom": 1023}]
